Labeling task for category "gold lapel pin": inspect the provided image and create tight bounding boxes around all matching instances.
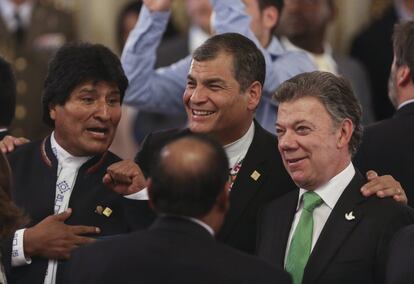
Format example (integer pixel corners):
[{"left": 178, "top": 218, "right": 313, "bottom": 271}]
[
  {"left": 345, "top": 211, "right": 355, "bottom": 221},
  {"left": 250, "top": 170, "right": 261, "bottom": 181},
  {"left": 103, "top": 207, "right": 113, "bottom": 217}
]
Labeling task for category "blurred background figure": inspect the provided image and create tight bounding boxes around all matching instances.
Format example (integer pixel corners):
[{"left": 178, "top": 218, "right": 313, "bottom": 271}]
[
  {"left": 0, "top": 0, "right": 76, "bottom": 140},
  {"left": 351, "top": 0, "right": 414, "bottom": 120},
  {"left": 276, "top": 0, "right": 375, "bottom": 124},
  {"left": 0, "top": 56, "right": 16, "bottom": 140},
  {"left": 0, "top": 151, "right": 26, "bottom": 284}
]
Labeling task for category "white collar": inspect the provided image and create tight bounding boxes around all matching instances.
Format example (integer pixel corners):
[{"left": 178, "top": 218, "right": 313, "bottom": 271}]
[
  {"left": 266, "top": 35, "right": 285, "bottom": 56},
  {"left": 397, "top": 99, "right": 414, "bottom": 110},
  {"left": 223, "top": 122, "right": 255, "bottom": 168},
  {"left": 188, "top": 25, "right": 210, "bottom": 53},
  {"left": 0, "top": 128, "right": 8, "bottom": 132},
  {"left": 297, "top": 162, "right": 355, "bottom": 210},
  {"left": 50, "top": 131, "right": 91, "bottom": 167},
  {"left": 0, "top": 0, "right": 33, "bottom": 31},
  {"left": 280, "top": 37, "right": 338, "bottom": 74}
]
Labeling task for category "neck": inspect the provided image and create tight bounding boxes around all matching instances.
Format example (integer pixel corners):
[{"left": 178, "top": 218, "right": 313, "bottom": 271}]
[
  {"left": 404, "top": 0, "right": 414, "bottom": 14},
  {"left": 289, "top": 34, "right": 325, "bottom": 54}
]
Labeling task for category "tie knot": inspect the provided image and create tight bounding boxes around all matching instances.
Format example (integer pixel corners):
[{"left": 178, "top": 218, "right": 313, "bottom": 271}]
[{"left": 302, "top": 191, "right": 322, "bottom": 212}]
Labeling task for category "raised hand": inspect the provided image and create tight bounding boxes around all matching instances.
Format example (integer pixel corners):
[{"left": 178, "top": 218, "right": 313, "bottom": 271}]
[
  {"left": 103, "top": 160, "right": 148, "bottom": 195},
  {"left": 23, "top": 208, "right": 100, "bottom": 260},
  {"left": 143, "top": 0, "right": 173, "bottom": 12}
]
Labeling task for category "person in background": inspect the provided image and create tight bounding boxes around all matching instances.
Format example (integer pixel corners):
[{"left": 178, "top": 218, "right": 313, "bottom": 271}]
[
  {"left": 0, "top": 0, "right": 76, "bottom": 140},
  {"left": 276, "top": 0, "right": 375, "bottom": 124},
  {"left": 351, "top": 0, "right": 414, "bottom": 120},
  {"left": 0, "top": 152, "right": 25, "bottom": 284},
  {"left": 0, "top": 56, "right": 16, "bottom": 140},
  {"left": 354, "top": 20, "right": 414, "bottom": 207}
]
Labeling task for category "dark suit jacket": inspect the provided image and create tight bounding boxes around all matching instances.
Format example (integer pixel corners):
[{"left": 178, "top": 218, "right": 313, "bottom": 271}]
[
  {"left": 354, "top": 102, "right": 414, "bottom": 207},
  {"left": 65, "top": 216, "right": 292, "bottom": 284},
  {"left": 386, "top": 224, "right": 414, "bottom": 284},
  {"left": 351, "top": 6, "right": 397, "bottom": 120},
  {"left": 2, "top": 136, "right": 138, "bottom": 284},
  {"left": 129, "top": 121, "right": 295, "bottom": 254},
  {"left": 257, "top": 171, "right": 414, "bottom": 284}
]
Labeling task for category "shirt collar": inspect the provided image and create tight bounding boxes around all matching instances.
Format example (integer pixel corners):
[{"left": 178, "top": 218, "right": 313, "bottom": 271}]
[
  {"left": 397, "top": 99, "right": 414, "bottom": 110},
  {"left": 0, "top": 0, "right": 33, "bottom": 30},
  {"left": 50, "top": 131, "right": 91, "bottom": 167},
  {"left": 223, "top": 122, "right": 255, "bottom": 167},
  {"left": 297, "top": 162, "right": 355, "bottom": 210},
  {"left": 266, "top": 35, "right": 285, "bottom": 57}
]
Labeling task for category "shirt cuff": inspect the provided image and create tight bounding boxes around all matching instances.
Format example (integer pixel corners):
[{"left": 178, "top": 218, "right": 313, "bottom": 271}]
[
  {"left": 11, "top": 229, "right": 32, "bottom": 267},
  {"left": 124, "top": 188, "right": 149, "bottom": 200}
]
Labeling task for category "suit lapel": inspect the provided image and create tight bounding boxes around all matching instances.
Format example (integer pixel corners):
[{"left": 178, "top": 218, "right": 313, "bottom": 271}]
[
  {"left": 218, "top": 122, "right": 272, "bottom": 239},
  {"left": 267, "top": 192, "right": 298, "bottom": 267},
  {"left": 303, "top": 172, "right": 367, "bottom": 284}
]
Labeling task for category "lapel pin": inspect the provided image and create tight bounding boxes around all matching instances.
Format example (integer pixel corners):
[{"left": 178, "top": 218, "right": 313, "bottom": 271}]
[
  {"left": 102, "top": 207, "right": 113, "bottom": 217},
  {"left": 345, "top": 211, "right": 355, "bottom": 221},
  {"left": 250, "top": 170, "right": 261, "bottom": 181},
  {"left": 95, "top": 205, "right": 104, "bottom": 215}
]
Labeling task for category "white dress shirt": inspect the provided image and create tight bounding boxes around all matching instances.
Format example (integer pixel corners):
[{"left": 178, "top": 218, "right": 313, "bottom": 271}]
[
  {"left": 127, "top": 122, "right": 255, "bottom": 200},
  {"left": 284, "top": 162, "right": 356, "bottom": 265},
  {"left": 0, "top": 0, "right": 33, "bottom": 32}
]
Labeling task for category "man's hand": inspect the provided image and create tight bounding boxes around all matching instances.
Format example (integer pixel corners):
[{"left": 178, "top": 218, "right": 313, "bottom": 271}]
[
  {"left": 0, "top": 135, "right": 30, "bottom": 154},
  {"left": 143, "top": 0, "right": 173, "bottom": 12},
  {"left": 103, "top": 160, "right": 148, "bottom": 195},
  {"left": 23, "top": 208, "right": 100, "bottom": 260},
  {"left": 360, "top": 170, "right": 407, "bottom": 204}
]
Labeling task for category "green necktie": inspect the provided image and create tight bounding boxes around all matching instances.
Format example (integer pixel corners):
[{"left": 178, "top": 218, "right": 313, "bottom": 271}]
[{"left": 285, "top": 191, "right": 323, "bottom": 284}]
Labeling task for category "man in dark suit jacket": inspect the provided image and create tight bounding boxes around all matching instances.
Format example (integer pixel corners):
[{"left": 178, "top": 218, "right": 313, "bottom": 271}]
[
  {"left": 66, "top": 135, "right": 292, "bottom": 284},
  {"left": 1, "top": 42, "right": 137, "bottom": 284},
  {"left": 0, "top": 56, "right": 16, "bottom": 140},
  {"left": 106, "top": 32, "right": 295, "bottom": 254},
  {"left": 257, "top": 71, "right": 414, "bottom": 284},
  {"left": 354, "top": 21, "right": 414, "bottom": 208},
  {"left": 386, "top": 224, "right": 414, "bottom": 284}
]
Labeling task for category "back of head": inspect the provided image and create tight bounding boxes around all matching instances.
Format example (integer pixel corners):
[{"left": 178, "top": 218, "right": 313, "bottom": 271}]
[
  {"left": 274, "top": 71, "right": 362, "bottom": 156},
  {"left": 0, "top": 56, "right": 16, "bottom": 128},
  {"left": 0, "top": 152, "right": 25, "bottom": 240},
  {"left": 192, "top": 32, "right": 265, "bottom": 92},
  {"left": 42, "top": 42, "right": 129, "bottom": 127},
  {"left": 393, "top": 20, "right": 414, "bottom": 82},
  {"left": 149, "top": 134, "right": 229, "bottom": 218}
]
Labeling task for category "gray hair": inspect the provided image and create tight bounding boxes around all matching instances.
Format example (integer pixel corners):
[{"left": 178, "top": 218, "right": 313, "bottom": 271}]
[{"left": 273, "top": 71, "right": 363, "bottom": 156}]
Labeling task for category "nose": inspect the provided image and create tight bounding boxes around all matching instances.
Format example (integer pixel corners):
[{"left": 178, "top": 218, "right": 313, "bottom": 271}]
[
  {"left": 188, "top": 86, "right": 208, "bottom": 104},
  {"left": 278, "top": 130, "right": 297, "bottom": 152},
  {"left": 94, "top": 100, "right": 111, "bottom": 121}
]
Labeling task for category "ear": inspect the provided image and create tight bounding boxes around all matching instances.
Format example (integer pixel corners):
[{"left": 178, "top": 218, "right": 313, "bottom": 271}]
[
  {"left": 396, "top": 65, "right": 411, "bottom": 87},
  {"left": 49, "top": 103, "right": 57, "bottom": 121},
  {"left": 262, "top": 6, "right": 279, "bottom": 31},
  {"left": 246, "top": 81, "right": 262, "bottom": 111},
  {"left": 216, "top": 182, "right": 230, "bottom": 213},
  {"left": 336, "top": 118, "right": 353, "bottom": 150}
]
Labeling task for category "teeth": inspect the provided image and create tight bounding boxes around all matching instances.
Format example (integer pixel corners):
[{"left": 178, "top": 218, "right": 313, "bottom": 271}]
[{"left": 192, "top": 110, "right": 214, "bottom": 116}]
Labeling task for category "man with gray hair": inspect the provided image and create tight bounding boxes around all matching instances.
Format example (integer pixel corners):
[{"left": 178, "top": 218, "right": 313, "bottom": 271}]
[{"left": 257, "top": 71, "right": 414, "bottom": 284}]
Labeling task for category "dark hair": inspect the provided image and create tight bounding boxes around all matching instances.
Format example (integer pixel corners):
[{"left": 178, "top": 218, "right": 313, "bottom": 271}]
[
  {"left": 193, "top": 32, "right": 265, "bottom": 93},
  {"left": 273, "top": 71, "right": 363, "bottom": 156},
  {"left": 393, "top": 21, "right": 414, "bottom": 82},
  {"left": 42, "top": 42, "right": 128, "bottom": 127},
  {"left": 0, "top": 152, "right": 26, "bottom": 240},
  {"left": 258, "top": 0, "right": 284, "bottom": 13},
  {"left": 116, "top": 1, "right": 142, "bottom": 52},
  {"left": 149, "top": 134, "right": 229, "bottom": 218},
  {"left": 0, "top": 56, "right": 16, "bottom": 127}
]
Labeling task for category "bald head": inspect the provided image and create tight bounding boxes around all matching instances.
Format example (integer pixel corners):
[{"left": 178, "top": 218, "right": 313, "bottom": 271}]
[{"left": 149, "top": 135, "right": 229, "bottom": 218}]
